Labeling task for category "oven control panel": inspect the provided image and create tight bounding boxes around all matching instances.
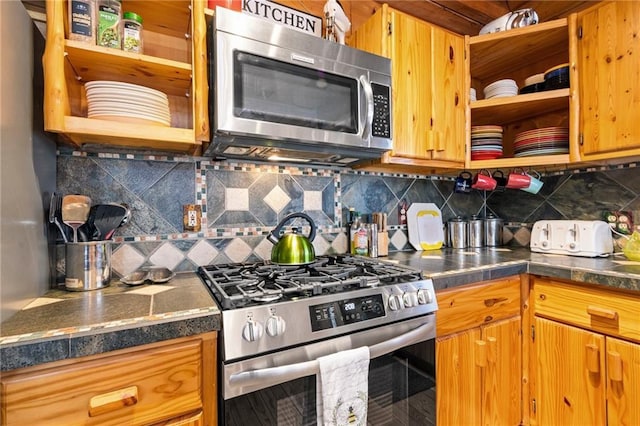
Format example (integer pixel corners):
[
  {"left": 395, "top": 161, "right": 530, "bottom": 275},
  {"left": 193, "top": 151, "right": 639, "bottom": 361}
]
[
  {"left": 309, "top": 294, "right": 385, "bottom": 332},
  {"left": 221, "top": 279, "right": 438, "bottom": 362}
]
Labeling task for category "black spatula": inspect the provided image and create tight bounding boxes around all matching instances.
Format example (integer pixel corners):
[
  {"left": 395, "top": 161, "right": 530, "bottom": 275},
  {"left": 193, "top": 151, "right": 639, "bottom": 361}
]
[{"left": 92, "top": 203, "right": 128, "bottom": 240}]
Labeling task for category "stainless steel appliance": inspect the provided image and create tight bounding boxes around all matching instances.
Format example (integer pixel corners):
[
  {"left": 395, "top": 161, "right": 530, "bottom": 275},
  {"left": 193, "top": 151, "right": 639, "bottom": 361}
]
[
  {"left": 530, "top": 220, "right": 614, "bottom": 257},
  {"left": 198, "top": 255, "right": 438, "bottom": 425},
  {"left": 207, "top": 7, "right": 392, "bottom": 166}
]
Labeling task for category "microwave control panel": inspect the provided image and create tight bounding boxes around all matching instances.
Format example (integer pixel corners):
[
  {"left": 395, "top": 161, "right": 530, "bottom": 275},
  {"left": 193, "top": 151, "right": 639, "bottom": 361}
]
[{"left": 371, "top": 83, "right": 391, "bottom": 139}]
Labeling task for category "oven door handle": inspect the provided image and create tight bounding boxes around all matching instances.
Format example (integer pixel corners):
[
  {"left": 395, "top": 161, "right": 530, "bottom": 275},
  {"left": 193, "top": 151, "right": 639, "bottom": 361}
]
[{"left": 228, "top": 321, "right": 434, "bottom": 389}]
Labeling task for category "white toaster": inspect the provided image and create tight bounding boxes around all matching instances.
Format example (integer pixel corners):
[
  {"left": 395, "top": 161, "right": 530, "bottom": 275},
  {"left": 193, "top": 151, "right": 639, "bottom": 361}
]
[{"left": 530, "top": 220, "right": 614, "bottom": 257}]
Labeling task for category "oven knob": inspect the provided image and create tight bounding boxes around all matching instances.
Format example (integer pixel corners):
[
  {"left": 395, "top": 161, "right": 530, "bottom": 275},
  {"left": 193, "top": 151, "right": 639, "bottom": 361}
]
[
  {"left": 266, "top": 315, "right": 286, "bottom": 337},
  {"left": 403, "top": 291, "right": 419, "bottom": 308},
  {"left": 417, "top": 288, "right": 433, "bottom": 304},
  {"left": 242, "top": 319, "right": 264, "bottom": 342},
  {"left": 388, "top": 294, "right": 404, "bottom": 311}
]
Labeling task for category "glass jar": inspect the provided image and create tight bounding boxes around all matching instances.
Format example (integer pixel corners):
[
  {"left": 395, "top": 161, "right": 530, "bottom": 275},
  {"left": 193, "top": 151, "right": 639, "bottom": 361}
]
[
  {"left": 122, "top": 11, "right": 143, "bottom": 53},
  {"left": 97, "top": 0, "right": 122, "bottom": 49},
  {"left": 68, "top": 0, "right": 95, "bottom": 44}
]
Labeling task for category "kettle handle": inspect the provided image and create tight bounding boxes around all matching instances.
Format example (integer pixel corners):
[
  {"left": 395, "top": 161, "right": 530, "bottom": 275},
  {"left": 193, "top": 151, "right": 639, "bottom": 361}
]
[{"left": 268, "top": 212, "right": 317, "bottom": 244}]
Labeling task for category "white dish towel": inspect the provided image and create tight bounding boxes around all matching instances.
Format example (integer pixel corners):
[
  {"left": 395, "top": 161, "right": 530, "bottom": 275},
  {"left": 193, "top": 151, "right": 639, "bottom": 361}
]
[{"left": 317, "top": 346, "right": 370, "bottom": 426}]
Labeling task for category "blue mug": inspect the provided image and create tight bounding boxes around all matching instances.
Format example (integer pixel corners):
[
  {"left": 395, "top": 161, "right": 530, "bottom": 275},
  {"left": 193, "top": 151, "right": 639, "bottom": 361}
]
[{"left": 454, "top": 171, "right": 473, "bottom": 193}]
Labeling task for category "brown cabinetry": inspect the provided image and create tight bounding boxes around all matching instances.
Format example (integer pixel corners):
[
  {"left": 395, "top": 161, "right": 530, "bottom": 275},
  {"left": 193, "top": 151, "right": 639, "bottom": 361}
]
[
  {"left": 435, "top": 276, "right": 523, "bottom": 426},
  {"left": 467, "top": 17, "right": 579, "bottom": 170},
  {"left": 577, "top": 1, "right": 640, "bottom": 161},
  {"left": 351, "top": 4, "right": 466, "bottom": 173},
  {"left": 0, "top": 333, "right": 217, "bottom": 426},
  {"left": 43, "top": 0, "right": 209, "bottom": 153},
  {"left": 531, "top": 278, "right": 640, "bottom": 425}
]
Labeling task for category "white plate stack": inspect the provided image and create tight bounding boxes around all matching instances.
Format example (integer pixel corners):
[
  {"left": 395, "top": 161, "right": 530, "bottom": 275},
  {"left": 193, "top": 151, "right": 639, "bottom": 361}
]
[
  {"left": 483, "top": 79, "right": 518, "bottom": 99},
  {"left": 85, "top": 81, "right": 171, "bottom": 127}
]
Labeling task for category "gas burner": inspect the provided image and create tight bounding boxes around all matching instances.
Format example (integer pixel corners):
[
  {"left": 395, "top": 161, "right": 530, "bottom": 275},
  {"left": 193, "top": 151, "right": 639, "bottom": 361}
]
[{"left": 198, "top": 255, "right": 424, "bottom": 310}]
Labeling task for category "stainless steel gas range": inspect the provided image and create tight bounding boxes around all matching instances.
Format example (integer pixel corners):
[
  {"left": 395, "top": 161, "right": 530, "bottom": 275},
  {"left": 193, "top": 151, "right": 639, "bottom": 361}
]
[{"left": 198, "top": 254, "right": 438, "bottom": 425}]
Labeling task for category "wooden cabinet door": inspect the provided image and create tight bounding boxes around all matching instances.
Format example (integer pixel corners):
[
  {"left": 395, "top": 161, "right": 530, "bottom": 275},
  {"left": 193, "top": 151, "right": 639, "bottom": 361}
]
[
  {"left": 578, "top": 1, "right": 640, "bottom": 157},
  {"left": 534, "top": 317, "right": 606, "bottom": 426},
  {"left": 482, "top": 317, "right": 521, "bottom": 426},
  {"left": 607, "top": 337, "right": 640, "bottom": 426},
  {"left": 388, "top": 9, "right": 433, "bottom": 160},
  {"left": 436, "top": 327, "right": 482, "bottom": 426},
  {"left": 429, "top": 27, "right": 466, "bottom": 164}
]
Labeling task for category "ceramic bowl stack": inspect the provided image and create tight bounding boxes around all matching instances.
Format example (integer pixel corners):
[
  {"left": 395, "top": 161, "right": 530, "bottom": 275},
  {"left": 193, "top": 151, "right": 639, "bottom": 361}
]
[
  {"left": 471, "top": 125, "right": 503, "bottom": 160},
  {"left": 520, "top": 73, "right": 546, "bottom": 94},
  {"left": 544, "top": 63, "right": 570, "bottom": 90},
  {"left": 85, "top": 81, "right": 171, "bottom": 127},
  {"left": 483, "top": 79, "right": 518, "bottom": 99},
  {"left": 514, "top": 126, "right": 569, "bottom": 157}
]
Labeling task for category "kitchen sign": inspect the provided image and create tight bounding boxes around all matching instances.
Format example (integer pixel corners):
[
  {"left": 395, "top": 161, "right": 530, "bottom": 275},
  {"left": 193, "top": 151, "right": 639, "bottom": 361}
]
[{"left": 241, "top": 0, "right": 322, "bottom": 36}]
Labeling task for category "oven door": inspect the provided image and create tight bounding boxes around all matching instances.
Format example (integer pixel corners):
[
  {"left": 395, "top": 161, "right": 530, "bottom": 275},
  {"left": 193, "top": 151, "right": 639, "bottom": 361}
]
[{"left": 220, "top": 315, "right": 436, "bottom": 425}]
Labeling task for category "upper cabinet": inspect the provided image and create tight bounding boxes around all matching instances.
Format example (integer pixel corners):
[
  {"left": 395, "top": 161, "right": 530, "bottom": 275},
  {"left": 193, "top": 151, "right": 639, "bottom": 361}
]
[
  {"left": 43, "top": 0, "right": 209, "bottom": 153},
  {"left": 576, "top": 1, "right": 640, "bottom": 160},
  {"left": 467, "top": 17, "right": 579, "bottom": 170},
  {"left": 351, "top": 4, "right": 466, "bottom": 173}
]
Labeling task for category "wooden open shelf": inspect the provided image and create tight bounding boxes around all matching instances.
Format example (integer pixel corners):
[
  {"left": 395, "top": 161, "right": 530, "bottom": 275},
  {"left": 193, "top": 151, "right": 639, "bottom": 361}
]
[
  {"left": 470, "top": 89, "right": 569, "bottom": 126},
  {"left": 466, "top": 16, "right": 577, "bottom": 170},
  {"left": 469, "top": 18, "right": 569, "bottom": 82},
  {"left": 64, "top": 41, "right": 192, "bottom": 97},
  {"left": 43, "top": 0, "right": 208, "bottom": 154}
]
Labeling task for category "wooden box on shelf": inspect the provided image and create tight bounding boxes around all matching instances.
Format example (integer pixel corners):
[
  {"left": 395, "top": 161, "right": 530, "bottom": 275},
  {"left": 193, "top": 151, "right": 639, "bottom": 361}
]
[{"left": 43, "top": 0, "right": 209, "bottom": 153}]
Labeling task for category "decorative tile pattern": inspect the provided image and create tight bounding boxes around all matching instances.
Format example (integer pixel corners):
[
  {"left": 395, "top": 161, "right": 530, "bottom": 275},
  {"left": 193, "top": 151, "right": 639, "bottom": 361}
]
[
  {"left": 111, "top": 244, "right": 146, "bottom": 276},
  {"left": 264, "top": 186, "right": 291, "bottom": 213},
  {"left": 225, "top": 238, "right": 253, "bottom": 263},
  {"left": 56, "top": 150, "right": 640, "bottom": 273},
  {"left": 149, "top": 243, "right": 185, "bottom": 270},
  {"left": 187, "top": 240, "right": 219, "bottom": 266},
  {"left": 225, "top": 188, "right": 250, "bottom": 211}
]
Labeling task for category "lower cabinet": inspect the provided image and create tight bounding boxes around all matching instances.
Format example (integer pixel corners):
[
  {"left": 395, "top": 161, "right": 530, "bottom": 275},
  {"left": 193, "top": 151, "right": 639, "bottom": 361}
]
[
  {"left": 0, "top": 332, "right": 217, "bottom": 426},
  {"left": 435, "top": 276, "right": 523, "bottom": 426},
  {"left": 531, "top": 277, "right": 640, "bottom": 425}
]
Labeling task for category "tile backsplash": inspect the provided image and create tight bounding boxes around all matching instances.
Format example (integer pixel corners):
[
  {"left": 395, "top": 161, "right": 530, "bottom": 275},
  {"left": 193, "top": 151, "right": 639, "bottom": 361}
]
[{"left": 56, "top": 150, "right": 639, "bottom": 279}]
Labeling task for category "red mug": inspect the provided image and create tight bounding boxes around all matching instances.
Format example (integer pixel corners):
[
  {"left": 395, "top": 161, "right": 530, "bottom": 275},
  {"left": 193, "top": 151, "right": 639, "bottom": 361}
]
[
  {"left": 506, "top": 168, "right": 531, "bottom": 189},
  {"left": 472, "top": 169, "right": 497, "bottom": 191}
]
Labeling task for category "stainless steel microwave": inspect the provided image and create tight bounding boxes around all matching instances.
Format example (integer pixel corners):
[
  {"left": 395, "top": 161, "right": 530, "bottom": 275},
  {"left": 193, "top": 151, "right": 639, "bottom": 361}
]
[{"left": 206, "top": 7, "right": 392, "bottom": 166}]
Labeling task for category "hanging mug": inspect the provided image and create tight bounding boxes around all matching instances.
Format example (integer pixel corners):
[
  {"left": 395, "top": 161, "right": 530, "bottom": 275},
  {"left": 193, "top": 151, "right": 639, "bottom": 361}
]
[
  {"left": 521, "top": 170, "right": 544, "bottom": 194},
  {"left": 506, "top": 167, "right": 531, "bottom": 189},
  {"left": 454, "top": 171, "right": 473, "bottom": 193},
  {"left": 472, "top": 169, "right": 497, "bottom": 191},
  {"left": 492, "top": 170, "right": 507, "bottom": 192}
]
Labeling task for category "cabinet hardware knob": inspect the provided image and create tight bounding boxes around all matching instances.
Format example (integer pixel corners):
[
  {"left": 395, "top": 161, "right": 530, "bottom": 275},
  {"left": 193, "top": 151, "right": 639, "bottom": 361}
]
[
  {"left": 586, "top": 305, "right": 619, "bottom": 320},
  {"left": 607, "top": 351, "right": 623, "bottom": 382},
  {"left": 475, "top": 339, "right": 487, "bottom": 367},
  {"left": 486, "top": 336, "right": 497, "bottom": 364},
  {"left": 89, "top": 385, "right": 138, "bottom": 417},
  {"left": 585, "top": 343, "right": 600, "bottom": 374}
]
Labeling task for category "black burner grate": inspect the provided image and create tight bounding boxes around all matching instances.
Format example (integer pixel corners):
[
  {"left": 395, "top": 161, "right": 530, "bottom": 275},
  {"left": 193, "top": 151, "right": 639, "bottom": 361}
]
[{"left": 198, "top": 255, "right": 423, "bottom": 310}]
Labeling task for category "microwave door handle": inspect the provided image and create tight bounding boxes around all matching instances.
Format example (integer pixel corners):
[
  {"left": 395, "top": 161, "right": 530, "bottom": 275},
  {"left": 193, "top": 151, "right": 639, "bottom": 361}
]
[
  {"left": 228, "top": 321, "right": 434, "bottom": 390},
  {"left": 359, "top": 75, "right": 374, "bottom": 141}
]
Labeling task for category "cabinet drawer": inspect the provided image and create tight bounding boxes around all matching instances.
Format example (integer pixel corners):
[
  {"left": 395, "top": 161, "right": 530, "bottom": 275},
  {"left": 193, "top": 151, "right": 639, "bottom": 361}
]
[
  {"left": 436, "top": 276, "right": 521, "bottom": 336},
  {"left": 1, "top": 339, "right": 203, "bottom": 425},
  {"left": 533, "top": 278, "right": 640, "bottom": 343}
]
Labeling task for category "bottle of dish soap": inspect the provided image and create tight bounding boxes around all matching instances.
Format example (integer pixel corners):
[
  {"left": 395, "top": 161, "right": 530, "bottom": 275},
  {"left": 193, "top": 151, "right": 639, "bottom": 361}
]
[{"left": 351, "top": 213, "right": 368, "bottom": 256}]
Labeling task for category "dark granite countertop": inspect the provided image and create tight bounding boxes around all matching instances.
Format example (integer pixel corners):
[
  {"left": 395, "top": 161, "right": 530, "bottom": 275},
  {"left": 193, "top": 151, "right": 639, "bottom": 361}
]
[
  {"left": 0, "top": 272, "right": 220, "bottom": 371},
  {"left": 2, "top": 248, "right": 638, "bottom": 372},
  {"left": 386, "top": 247, "right": 640, "bottom": 292}
]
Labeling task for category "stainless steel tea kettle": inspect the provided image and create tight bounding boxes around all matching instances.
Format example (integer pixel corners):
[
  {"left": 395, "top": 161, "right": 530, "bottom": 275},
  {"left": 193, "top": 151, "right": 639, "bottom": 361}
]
[{"left": 267, "top": 213, "right": 316, "bottom": 265}]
